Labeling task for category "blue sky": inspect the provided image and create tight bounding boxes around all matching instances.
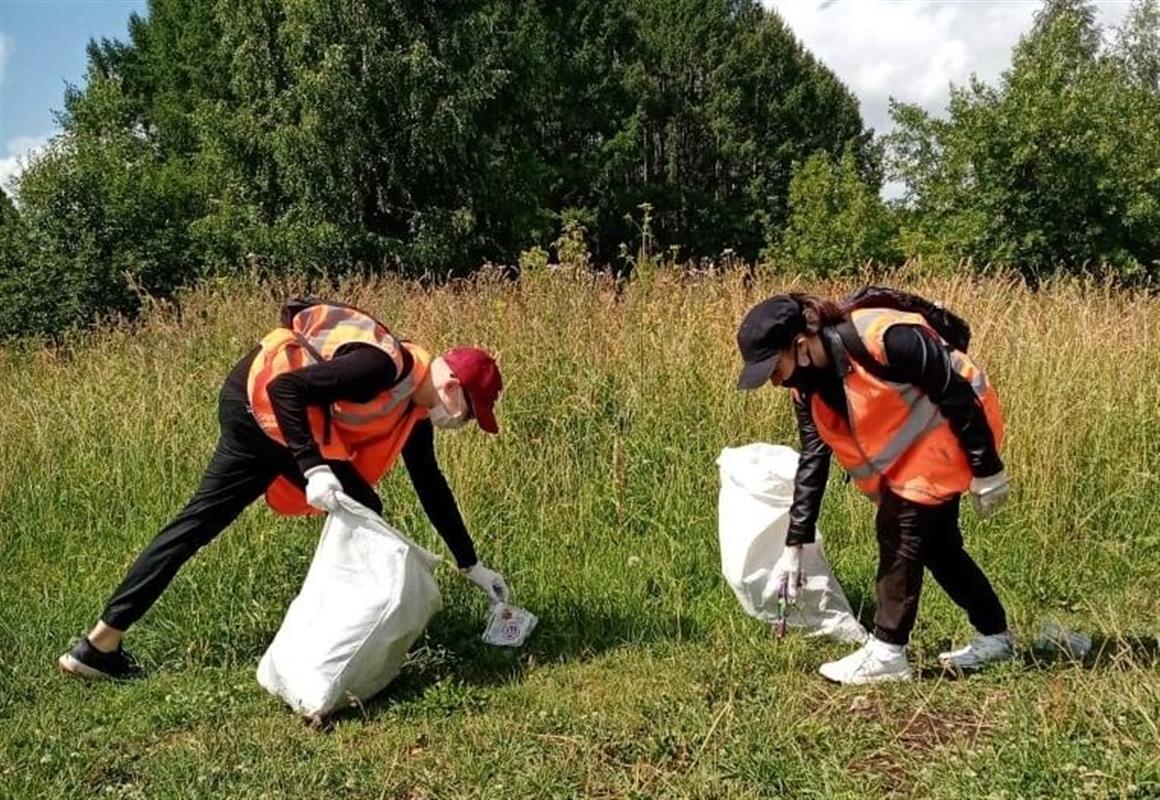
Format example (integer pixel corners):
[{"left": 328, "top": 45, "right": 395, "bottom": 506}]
[
  {"left": 0, "top": 0, "right": 1136, "bottom": 196},
  {"left": 0, "top": 0, "right": 146, "bottom": 191}
]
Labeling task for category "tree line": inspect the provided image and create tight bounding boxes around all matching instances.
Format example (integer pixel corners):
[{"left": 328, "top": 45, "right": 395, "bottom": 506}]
[{"left": 0, "top": 0, "right": 1156, "bottom": 338}]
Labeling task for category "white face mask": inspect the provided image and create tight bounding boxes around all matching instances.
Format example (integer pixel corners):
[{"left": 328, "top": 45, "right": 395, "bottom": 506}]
[
  {"left": 429, "top": 402, "right": 469, "bottom": 429},
  {"left": 429, "top": 383, "right": 470, "bottom": 430}
]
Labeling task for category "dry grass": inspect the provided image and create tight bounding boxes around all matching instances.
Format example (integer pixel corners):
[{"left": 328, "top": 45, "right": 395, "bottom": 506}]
[{"left": 0, "top": 266, "right": 1157, "bottom": 798}]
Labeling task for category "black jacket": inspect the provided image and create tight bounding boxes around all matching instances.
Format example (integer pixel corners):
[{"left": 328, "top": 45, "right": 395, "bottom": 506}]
[
  {"left": 786, "top": 323, "right": 1003, "bottom": 546},
  {"left": 226, "top": 345, "right": 479, "bottom": 568}
]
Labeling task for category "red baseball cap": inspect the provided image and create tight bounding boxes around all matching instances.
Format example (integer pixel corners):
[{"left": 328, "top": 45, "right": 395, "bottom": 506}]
[{"left": 442, "top": 347, "right": 503, "bottom": 434}]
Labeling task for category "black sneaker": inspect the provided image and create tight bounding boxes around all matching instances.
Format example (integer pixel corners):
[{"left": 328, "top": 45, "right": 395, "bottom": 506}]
[{"left": 58, "top": 637, "right": 143, "bottom": 681}]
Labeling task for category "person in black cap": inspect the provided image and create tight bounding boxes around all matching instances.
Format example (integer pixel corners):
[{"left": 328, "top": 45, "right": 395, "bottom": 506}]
[{"left": 736, "top": 291, "right": 1013, "bottom": 684}]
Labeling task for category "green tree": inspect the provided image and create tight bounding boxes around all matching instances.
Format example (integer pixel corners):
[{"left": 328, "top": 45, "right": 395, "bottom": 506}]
[
  {"left": 1115, "top": 0, "right": 1160, "bottom": 92},
  {"left": 591, "top": 0, "right": 872, "bottom": 262},
  {"left": 887, "top": 0, "right": 1160, "bottom": 279},
  {"left": 0, "top": 188, "right": 29, "bottom": 337},
  {"left": 7, "top": 0, "right": 875, "bottom": 335},
  {"left": 8, "top": 78, "right": 202, "bottom": 337},
  {"left": 0, "top": 189, "right": 16, "bottom": 226},
  {"left": 775, "top": 148, "right": 898, "bottom": 274}
]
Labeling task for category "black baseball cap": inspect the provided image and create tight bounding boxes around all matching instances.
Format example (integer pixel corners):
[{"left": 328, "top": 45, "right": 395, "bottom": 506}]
[{"left": 735, "top": 295, "right": 806, "bottom": 390}]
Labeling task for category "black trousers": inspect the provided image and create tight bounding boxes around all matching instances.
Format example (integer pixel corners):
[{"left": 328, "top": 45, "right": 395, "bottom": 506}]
[
  {"left": 100, "top": 381, "right": 381, "bottom": 631},
  {"left": 872, "top": 488, "right": 1007, "bottom": 646}
]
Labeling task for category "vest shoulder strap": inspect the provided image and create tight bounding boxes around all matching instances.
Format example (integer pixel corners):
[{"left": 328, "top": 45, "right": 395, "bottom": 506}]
[
  {"left": 397, "top": 341, "right": 416, "bottom": 384},
  {"left": 833, "top": 320, "right": 904, "bottom": 383}
]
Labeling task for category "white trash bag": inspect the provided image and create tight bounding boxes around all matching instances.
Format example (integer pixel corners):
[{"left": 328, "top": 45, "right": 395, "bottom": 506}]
[
  {"left": 257, "top": 493, "right": 443, "bottom": 719},
  {"left": 718, "top": 443, "right": 867, "bottom": 644}
]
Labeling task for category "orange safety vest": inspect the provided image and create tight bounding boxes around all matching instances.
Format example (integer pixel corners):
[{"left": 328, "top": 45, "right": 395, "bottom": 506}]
[
  {"left": 246, "top": 303, "right": 431, "bottom": 516},
  {"left": 810, "top": 307, "right": 1004, "bottom": 505}
]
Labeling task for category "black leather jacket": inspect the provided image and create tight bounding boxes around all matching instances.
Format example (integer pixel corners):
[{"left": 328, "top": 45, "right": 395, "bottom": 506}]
[{"left": 786, "top": 323, "right": 1004, "bottom": 546}]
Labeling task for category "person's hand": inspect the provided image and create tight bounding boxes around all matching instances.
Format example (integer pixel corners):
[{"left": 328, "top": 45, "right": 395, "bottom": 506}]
[
  {"left": 771, "top": 545, "right": 803, "bottom": 601},
  {"left": 970, "top": 470, "right": 1010, "bottom": 519},
  {"left": 462, "top": 563, "right": 509, "bottom": 605},
  {"left": 304, "top": 465, "right": 342, "bottom": 512}
]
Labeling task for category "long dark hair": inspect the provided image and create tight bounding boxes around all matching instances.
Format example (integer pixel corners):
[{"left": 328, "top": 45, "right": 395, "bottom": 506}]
[{"left": 788, "top": 293, "right": 847, "bottom": 333}]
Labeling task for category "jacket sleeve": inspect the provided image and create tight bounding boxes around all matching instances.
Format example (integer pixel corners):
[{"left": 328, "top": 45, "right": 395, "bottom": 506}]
[
  {"left": 401, "top": 418, "right": 479, "bottom": 569},
  {"left": 786, "top": 390, "right": 832, "bottom": 546},
  {"left": 267, "top": 344, "right": 399, "bottom": 474},
  {"left": 882, "top": 324, "right": 1004, "bottom": 478}
]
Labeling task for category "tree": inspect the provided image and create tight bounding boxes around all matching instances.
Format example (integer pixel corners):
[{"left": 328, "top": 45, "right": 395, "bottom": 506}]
[
  {"left": 0, "top": 189, "right": 16, "bottom": 226},
  {"left": 887, "top": 0, "right": 1160, "bottom": 279},
  {"left": 6, "top": 77, "right": 202, "bottom": 337},
  {"left": 7, "top": 0, "right": 875, "bottom": 335},
  {"left": 1115, "top": 0, "right": 1160, "bottom": 92},
  {"left": 590, "top": 0, "right": 872, "bottom": 261},
  {"left": 775, "top": 148, "right": 898, "bottom": 274}
]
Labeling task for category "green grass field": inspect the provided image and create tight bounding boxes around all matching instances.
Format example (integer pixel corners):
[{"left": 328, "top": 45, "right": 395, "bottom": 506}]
[{"left": 1, "top": 269, "right": 1158, "bottom": 798}]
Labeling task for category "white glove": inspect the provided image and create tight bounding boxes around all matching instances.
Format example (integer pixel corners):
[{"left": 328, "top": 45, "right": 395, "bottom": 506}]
[
  {"left": 771, "top": 545, "right": 803, "bottom": 601},
  {"left": 303, "top": 465, "right": 342, "bottom": 512},
  {"left": 970, "top": 470, "right": 1010, "bottom": 519},
  {"left": 462, "top": 563, "right": 509, "bottom": 605}
]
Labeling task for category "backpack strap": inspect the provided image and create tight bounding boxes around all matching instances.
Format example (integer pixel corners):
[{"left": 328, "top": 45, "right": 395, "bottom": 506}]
[
  {"left": 832, "top": 320, "right": 904, "bottom": 383},
  {"left": 843, "top": 285, "right": 971, "bottom": 353},
  {"left": 280, "top": 296, "right": 323, "bottom": 329}
]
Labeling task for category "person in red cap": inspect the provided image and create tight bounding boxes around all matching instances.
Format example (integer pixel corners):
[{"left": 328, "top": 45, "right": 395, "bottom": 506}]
[{"left": 60, "top": 298, "right": 508, "bottom": 681}]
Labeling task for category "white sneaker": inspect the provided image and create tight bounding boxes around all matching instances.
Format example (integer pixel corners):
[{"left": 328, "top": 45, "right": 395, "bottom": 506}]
[
  {"left": 819, "top": 638, "right": 912, "bottom": 685},
  {"left": 938, "top": 631, "right": 1015, "bottom": 671}
]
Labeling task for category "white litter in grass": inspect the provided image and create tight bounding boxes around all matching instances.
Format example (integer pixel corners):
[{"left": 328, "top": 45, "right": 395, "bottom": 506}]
[
  {"left": 1034, "top": 620, "right": 1093, "bottom": 660},
  {"left": 482, "top": 603, "right": 538, "bottom": 647}
]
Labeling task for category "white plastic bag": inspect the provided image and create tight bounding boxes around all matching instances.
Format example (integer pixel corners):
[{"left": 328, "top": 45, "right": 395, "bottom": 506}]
[
  {"left": 718, "top": 443, "right": 867, "bottom": 643},
  {"left": 257, "top": 493, "right": 443, "bottom": 718}
]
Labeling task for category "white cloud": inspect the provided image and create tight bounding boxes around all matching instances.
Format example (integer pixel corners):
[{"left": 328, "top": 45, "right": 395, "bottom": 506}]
[
  {"left": 0, "top": 33, "right": 10, "bottom": 83},
  {"left": 766, "top": 0, "right": 1133, "bottom": 136},
  {"left": 1, "top": 135, "right": 52, "bottom": 196},
  {"left": 856, "top": 59, "right": 899, "bottom": 93}
]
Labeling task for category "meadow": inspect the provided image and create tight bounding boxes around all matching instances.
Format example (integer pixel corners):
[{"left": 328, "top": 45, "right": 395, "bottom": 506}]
[{"left": 1, "top": 267, "right": 1157, "bottom": 798}]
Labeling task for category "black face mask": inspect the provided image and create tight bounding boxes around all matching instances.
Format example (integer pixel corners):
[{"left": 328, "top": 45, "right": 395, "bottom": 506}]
[{"left": 781, "top": 362, "right": 827, "bottom": 393}]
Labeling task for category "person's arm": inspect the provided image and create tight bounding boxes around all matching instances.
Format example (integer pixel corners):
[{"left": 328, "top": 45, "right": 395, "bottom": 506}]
[
  {"left": 882, "top": 324, "right": 1003, "bottom": 477},
  {"left": 267, "top": 344, "right": 399, "bottom": 474},
  {"left": 786, "top": 390, "right": 832, "bottom": 547},
  {"left": 401, "top": 418, "right": 479, "bottom": 569}
]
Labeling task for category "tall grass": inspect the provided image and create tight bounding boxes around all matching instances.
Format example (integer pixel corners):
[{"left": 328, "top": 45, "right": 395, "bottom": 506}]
[{"left": 1, "top": 268, "right": 1157, "bottom": 798}]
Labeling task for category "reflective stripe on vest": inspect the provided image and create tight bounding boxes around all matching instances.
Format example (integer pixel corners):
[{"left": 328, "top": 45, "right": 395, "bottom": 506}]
[
  {"left": 247, "top": 304, "right": 408, "bottom": 452},
  {"left": 812, "top": 307, "right": 1003, "bottom": 505},
  {"left": 330, "top": 366, "right": 420, "bottom": 427},
  {"left": 297, "top": 304, "right": 392, "bottom": 359},
  {"left": 840, "top": 309, "right": 945, "bottom": 480},
  {"left": 245, "top": 304, "right": 433, "bottom": 515}
]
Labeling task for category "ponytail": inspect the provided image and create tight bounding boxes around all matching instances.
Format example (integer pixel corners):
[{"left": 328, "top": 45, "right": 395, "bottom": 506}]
[{"left": 788, "top": 293, "right": 847, "bottom": 334}]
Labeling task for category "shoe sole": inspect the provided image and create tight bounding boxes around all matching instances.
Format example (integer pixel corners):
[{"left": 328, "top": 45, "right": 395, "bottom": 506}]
[
  {"left": 819, "top": 666, "right": 912, "bottom": 685},
  {"left": 58, "top": 653, "right": 115, "bottom": 681},
  {"left": 938, "top": 653, "right": 1015, "bottom": 671}
]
